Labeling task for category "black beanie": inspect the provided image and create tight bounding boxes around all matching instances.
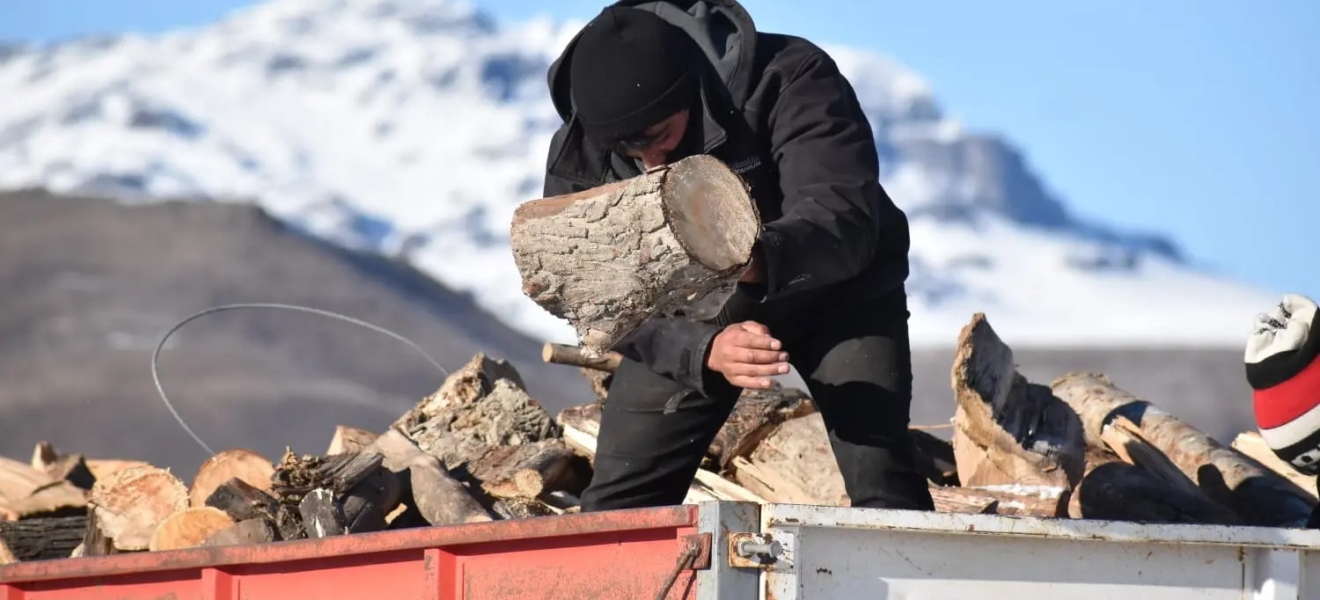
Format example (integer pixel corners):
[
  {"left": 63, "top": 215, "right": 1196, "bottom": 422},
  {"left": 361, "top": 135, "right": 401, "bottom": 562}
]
[{"left": 569, "top": 7, "right": 699, "bottom": 142}]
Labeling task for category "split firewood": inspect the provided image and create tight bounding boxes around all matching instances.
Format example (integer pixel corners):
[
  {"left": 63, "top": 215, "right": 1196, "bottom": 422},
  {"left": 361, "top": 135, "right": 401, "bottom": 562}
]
[
  {"left": 0, "top": 515, "right": 87, "bottom": 561},
  {"left": 1052, "top": 371, "right": 1316, "bottom": 528},
  {"left": 1100, "top": 415, "right": 1203, "bottom": 499},
  {"left": 270, "top": 451, "right": 384, "bottom": 502},
  {"left": 79, "top": 508, "right": 115, "bottom": 557},
  {"left": 468, "top": 440, "right": 579, "bottom": 500},
  {"left": 148, "top": 507, "right": 235, "bottom": 552},
  {"left": 0, "top": 456, "right": 88, "bottom": 519},
  {"left": 394, "top": 354, "right": 559, "bottom": 481},
  {"left": 365, "top": 428, "right": 493, "bottom": 526},
  {"left": 963, "top": 485, "right": 1068, "bottom": 518},
  {"left": 269, "top": 450, "right": 393, "bottom": 536},
  {"left": 203, "top": 477, "right": 280, "bottom": 523},
  {"left": 299, "top": 489, "right": 346, "bottom": 538},
  {"left": 339, "top": 465, "right": 401, "bottom": 533},
  {"left": 491, "top": 497, "right": 558, "bottom": 520},
  {"left": 202, "top": 518, "right": 279, "bottom": 547},
  {"left": 1232, "top": 431, "right": 1318, "bottom": 501},
  {"left": 328, "top": 425, "right": 379, "bottom": 455},
  {"left": 706, "top": 384, "right": 815, "bottom": 473},
  {"left": 949, "top": 314, "right": 1086, "bottom": 491},
  {"left": 928, "top": 486, "right": 998, "bottom": 514},
  {"left": 189, "top": 448, "right": 275, "bottom": 508},
  {"left": 88, "top": 464, "right": 188, "bottom": 551},
  {"left": 510, "top": 154, "right": 760, "bottom": 355},
  {"left": 735, "top": 413, "right": 850, "bottom": 506},
  {"left": 30, "top": 442, "right": 96, "bottom": 491}
]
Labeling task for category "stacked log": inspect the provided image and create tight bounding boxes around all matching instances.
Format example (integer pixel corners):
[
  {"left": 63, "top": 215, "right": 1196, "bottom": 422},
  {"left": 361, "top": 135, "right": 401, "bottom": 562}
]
[{"left": 5, "top": 313, "right": 1320, "bottom": 566}]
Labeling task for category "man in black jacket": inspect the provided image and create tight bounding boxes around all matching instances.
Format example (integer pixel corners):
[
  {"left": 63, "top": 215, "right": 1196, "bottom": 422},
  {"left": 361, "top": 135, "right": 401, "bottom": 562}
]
[{"left": 542, "top": 0, "right": 935, "bottom": 512}]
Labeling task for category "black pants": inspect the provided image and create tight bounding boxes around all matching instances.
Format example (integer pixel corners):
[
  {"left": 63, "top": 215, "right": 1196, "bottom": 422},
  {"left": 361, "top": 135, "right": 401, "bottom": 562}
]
[{"left": 579, "top": 285, "right": 936, "bottom": 512}]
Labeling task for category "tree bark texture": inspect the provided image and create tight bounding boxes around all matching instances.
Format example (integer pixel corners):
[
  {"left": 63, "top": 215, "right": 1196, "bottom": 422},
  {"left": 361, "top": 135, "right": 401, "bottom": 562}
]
[
  {"left": 510, "top": 155, "right": 760, "bottom": 355},
  {"left": 0, "top": 515, "right": 86, "bottom": 562}
]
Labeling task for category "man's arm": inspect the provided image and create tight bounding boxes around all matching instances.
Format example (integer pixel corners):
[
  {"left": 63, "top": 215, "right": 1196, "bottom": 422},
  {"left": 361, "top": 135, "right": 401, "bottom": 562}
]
[{"left": 757, "top": 49, "right": 904, "bottom": 302}]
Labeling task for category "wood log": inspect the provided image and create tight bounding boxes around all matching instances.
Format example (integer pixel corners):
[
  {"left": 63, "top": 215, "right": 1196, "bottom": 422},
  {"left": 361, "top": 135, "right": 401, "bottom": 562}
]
[
  {"left": 1232, "top": 431, "right": 1319, "bottom": 501},
  {"left": 1100, "top": 415, "right": 1204, "bottom": 499},
  {"left": 0, "top": 456, "right": 88, "bottom": 519},
  {"left": 298, "top": 489, "right": 346, "bottom": 538},
  {"left": 88, "top": 465, "right": 188, "bottom": 551},
  {"left": 203, "top": 477, "right": 280, "bottom": 523},
  {"left": 491, "top": 497, "right": 558, "bottom": 520},
  {"left": 366, "top": 428, "right": 493, "bottom": 526},
  {"left": 270, "top": 451, "right": 384, "bottom": 502},
  {"left": 1070, "top": 456, "right": 1244, "bottom": 525},
  {"left": 340, "top": 466, "right": 401, "bottom": 534},
  {"left": 736, "top": 413, "right": 848, "bottom": 506},
  {"left": 707, "top": 384, "right": 815, "bottom": 473},
  {"left": 542, "top": 342, "right": 622, "bottom": 373},
  {"left": 79, "top": 508, "right": 115, "bottom": 557},
  {"left": 86, "top": 460, "right": 151, "bottom": 482},
  {"left": 0, "top": 515, "right": 86, "bottom": 561},
  {"left": 202, "top": 518, "right": 278, "bottom": 547},
  {"left": 950, "top": 314, "right": 1086, "bottom": 490},
  {"left": 30, "top": 442, "right": 96, "bottom": 491},
  {"left": 148, "top": 507, "right": 235, "bottom": 552},
  {"left": 927, "top": 487, "right": 998, "bottom": 514},
  {"left": 189, "top": 448, "right": 275, "bottom": 508},
  {"left": 328, "top": 426, "right": 379, "bottom": 455},
  {"left": 467, "top": 440, "right": 578, "bottom": 500},
  {"left": 1051, "top": 371, "right": 1317, "bottom": 528},
  {"left": 964, "top": 485, "right": 1068, "bottom": 518},
  {"left": 910, "top": 429, "right": 960, "bottom": 487},
  {"left": 0, "top": 539, "right": 13, "bottom": 565},
  {"left": 510, "top": 154, "right": 760, "bottom": 355},
  {"left": 394, "top": 353, "right": 558, "bottom": 481}
]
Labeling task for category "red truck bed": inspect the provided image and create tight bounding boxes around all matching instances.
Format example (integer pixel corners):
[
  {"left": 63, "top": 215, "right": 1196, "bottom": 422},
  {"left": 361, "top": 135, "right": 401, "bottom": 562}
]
[{"left": 0, "top": 504, "right": 724, "bottom": 600}]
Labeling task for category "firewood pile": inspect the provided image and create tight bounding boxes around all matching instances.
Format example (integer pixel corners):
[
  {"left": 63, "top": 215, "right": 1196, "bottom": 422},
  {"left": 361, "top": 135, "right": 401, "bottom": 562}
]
[{"left": 2, "top": 312, "right": 1316, "bottom": 565}]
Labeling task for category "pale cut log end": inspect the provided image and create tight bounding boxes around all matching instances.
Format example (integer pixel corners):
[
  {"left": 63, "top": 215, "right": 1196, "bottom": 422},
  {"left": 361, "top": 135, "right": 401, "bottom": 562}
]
[
  {"left": 90, "top": 465, "right": 189, "bottom": 551},
  {"left": 148, "top": 507, "right": 235, "bottom": 552},
  {"left": 660, "top": 154, "right": 759, "bottom": 273},
  {"left": 189, "top": 449, "right": 276, "bottom": 508}
]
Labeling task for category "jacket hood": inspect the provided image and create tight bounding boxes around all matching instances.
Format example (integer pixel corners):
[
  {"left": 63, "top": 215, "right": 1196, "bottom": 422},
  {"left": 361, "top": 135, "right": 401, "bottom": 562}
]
[{"left": 547, "top": 0, "right": 759, "bottom": 127}]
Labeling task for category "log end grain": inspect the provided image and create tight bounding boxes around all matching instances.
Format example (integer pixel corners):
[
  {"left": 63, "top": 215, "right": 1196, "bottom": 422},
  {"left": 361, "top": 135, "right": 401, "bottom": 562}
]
[
  {"left": 659, "top": 154, "right": 759, "bottom": 273},
  {"left": 90, "top": 465, "right": 189, "bottom": 551},
  {"left": 189, "top": 449, "right": 275, "bottom": 508},
  {"left": 149, "top": 507, "right": 235, "bottom": 552}
]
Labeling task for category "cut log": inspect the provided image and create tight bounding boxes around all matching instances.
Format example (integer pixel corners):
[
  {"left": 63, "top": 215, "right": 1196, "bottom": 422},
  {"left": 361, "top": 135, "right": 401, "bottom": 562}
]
[
  {"left": 928, "top": 487, "right": 998, "bottom": 514},
  {"left": 203, "top": 477, "right": 280, "bottom": 523},
  {"left": 0, "top": 515, "right": 86, "bottom": 561},
  {"left": 736, "top": 413, "right": 848, "bottom": 506},
  {"left": 328, "top": 426, "right": 379, "bottom": 455},
  {"left": 542, "top": 342, "right": 622, "bottom": 373},
  {"left": 202, "top": 518, "right": 278, "bottom": 547},
  {"left": 79, "top": 508, "right": 115, "bottom": 557},
  {"left": 395, "top": 354, "right": 559, "bottom": 481},
  {"left": 189, "top": 448, "right": 275, "bottom": 508},
  {"left": 1232, "top": 431, "right": 1319, "bottom": 501},
  {"left": 1070, "top": 456, "right": 1244, "bottom": 525},
  {"left": 707, "top": 384, "right": 815, "bottom": 473},
  {"left": 1051, "top": 371, "right": 1317, "bottom": 528},
  {"left": 950, "top": 314, "right": 1086, "bottom": 490},
  {"left": 340, "top": 466, "right": 401, "bottom": 534},
  {"left": 366, "top": 428, "right": 493, "bottom": 526},
  {"left": 148, "top": 507, "right": 235, "bottom": 552},
  {"left": 298, "top": 489, "right": 346, "bottom": 538},
  {"left": 89, "top": 465, "right": 188, "bottom": 551},
  {"left": 0, "top": 540, "right": 13, "bottom": 565},
  {"left": 964, "top": 485, "right": 1068, "bottom": 518},
  {"left": 86, "top": 460, "right": 151, "bottom": 482},
  {"left": 270, "top": 451, "right": 384, "bottom": 502},
  {"left": 0, "top": 456, "right": 88, "bottom": 519},
  {"left": 1100, "top": 415, "right": 1204, "bottom": 499},
  {"left": 510, "top": 155, "right": 760, "bottom": 355},
  {"left": 467, "top": 440, "right": 578, "bottom": 500}
]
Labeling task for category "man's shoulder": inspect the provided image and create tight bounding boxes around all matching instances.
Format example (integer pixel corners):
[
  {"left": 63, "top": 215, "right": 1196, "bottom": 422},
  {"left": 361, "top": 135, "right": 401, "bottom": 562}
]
[{"left": 751, "top": 32, "right": 837, "bottom": 84}]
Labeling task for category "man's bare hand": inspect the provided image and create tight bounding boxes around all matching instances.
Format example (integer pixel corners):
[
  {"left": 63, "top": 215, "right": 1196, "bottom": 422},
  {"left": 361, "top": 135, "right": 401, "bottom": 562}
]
[{"left": 706, "top": 321, "right": 789, "bottom": 389}]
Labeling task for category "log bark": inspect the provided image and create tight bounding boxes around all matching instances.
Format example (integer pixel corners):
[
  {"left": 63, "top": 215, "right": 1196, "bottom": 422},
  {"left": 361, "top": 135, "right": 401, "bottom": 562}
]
[
  {"left": 510, "top": 155, "right": 760, "bottom": 355},
  {"left": 395, "top": 354, "right": 558, "bottom": 482},
  {"left": 148, "top": 507, "right": 235, "bottom": 551},
  {"left": 203, "top": 477, "right": 280, "bottom": 523},
  {"left": 0, "top": 515, "right": 86, "bottom": 561},
  {"left": 1070, "top": 456, "right": 1244, "bottom": 525},
  {"left": 189, "top": 449, "right": 275, "bottom": 508},
  {"left": 366, "top": 428, "right": 493, "bottom": 526},
  {"left": 1051, "top": 371, "right": 1317, "bottom": 528},
  {"left": 950, "top": 314, "right": 1086, "bottom": 490},
  {"left": 542, "top": 342, "right": 622, "bottom": 372},
  {"left": 467, "top": 440, "right": 578, "bottom": 500},
  {"left": 340, "top": 466, "right": 401, "bottom": 534},
  {"left": 88, "top": 465, "right": 189, "bottom": 551},
  {"left": 202, "top": 518, "right": 278, "bottom": 547},
  {"left": 964, "top": 485, "right": 1068, "bottom": 518},
  {"left": 298, "top": 489, "right": 346, "bottom": 538},
  {"left": 79, "top": 508, "right": 115, "bottom": 557},
  {"left": 328, "top": 426, "right": 379, "bottom": 455}
]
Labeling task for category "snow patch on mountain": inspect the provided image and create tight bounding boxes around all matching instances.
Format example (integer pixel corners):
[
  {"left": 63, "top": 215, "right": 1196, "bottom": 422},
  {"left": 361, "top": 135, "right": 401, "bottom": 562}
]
[{"left": 0, "top": 0, "right": 1279, "bottom": 347}]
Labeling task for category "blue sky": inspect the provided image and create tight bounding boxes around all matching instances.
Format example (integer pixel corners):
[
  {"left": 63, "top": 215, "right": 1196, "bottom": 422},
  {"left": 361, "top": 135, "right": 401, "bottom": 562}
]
[{"left": 5, "top": 0, "right": 1319, "bottom": 299}]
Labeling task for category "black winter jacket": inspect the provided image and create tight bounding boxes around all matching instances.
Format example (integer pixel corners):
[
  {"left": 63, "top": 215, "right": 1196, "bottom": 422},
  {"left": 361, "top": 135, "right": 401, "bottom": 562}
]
[{"left": 542, "top": 0, "right": 911, "bottom": 396}]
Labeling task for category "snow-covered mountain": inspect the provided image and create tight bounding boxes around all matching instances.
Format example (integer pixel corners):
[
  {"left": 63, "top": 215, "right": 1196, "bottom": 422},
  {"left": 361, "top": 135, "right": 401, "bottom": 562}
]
[{"left": 0, "top": 0, "right": 1279, "bottom": 348}]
